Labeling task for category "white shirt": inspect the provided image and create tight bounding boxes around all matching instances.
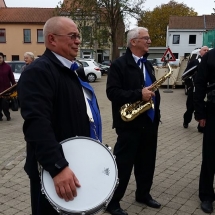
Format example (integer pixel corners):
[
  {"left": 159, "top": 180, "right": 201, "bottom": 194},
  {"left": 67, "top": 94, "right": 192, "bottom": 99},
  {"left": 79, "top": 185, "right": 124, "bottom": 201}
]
[{"left": 132, "top": 54, "right": 146, "bottom": 81}]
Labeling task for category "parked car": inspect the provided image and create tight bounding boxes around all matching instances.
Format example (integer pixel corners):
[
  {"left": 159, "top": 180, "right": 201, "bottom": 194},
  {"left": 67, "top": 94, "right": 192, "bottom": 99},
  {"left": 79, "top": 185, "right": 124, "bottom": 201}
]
[
  {"left": 98, "top": 63, "right": 109, "bottom": 75},
  {"left": 78, "top": 59, "right": 101, "bottom": 82},
  {"left": 153, "top": 58, "right": 164, "bottom": 67},
  {"left": 169, "top": 59, "right": 180, "bottom": 67},
  {"left": 101, "top": 60, "right": 111, "bottom": 66},
  {"left": 6, "top": 61, "right": 25, "bottom": 82}
]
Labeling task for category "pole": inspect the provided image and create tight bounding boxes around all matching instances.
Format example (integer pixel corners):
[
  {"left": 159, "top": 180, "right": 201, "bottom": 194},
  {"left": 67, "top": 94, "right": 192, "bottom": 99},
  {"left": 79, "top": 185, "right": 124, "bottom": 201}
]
[{"left": 163, "top": 77, "right": 173, "bottom": 93}]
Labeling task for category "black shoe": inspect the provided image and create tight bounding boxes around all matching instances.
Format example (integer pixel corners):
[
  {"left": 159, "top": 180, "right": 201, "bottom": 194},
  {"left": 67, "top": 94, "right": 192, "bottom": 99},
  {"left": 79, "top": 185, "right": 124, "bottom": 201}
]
[
  {"left": 136, "top": 198, "right": 161, "bottom": 208},
  {"left": 201, "top": 201, "right": 213, "bottom": 213},
  {"left": 183, "top": 123, "right": 188, "bottom": 128},
  {"left": 0, "top": 118, "right": 2, "bottom": 121},
  {"left": 7, "top": 117, "right": 11, "bottom": 121},
  {"left": 106, "top": 207, "right": 128, "bottom": 215}
]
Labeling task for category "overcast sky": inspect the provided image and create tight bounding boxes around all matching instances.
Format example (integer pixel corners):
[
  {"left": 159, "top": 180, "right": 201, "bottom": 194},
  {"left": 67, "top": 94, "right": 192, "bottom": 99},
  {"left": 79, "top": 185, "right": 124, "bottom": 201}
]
[{"left": 5, "top": 0, "right": 214, "bottom": 29}]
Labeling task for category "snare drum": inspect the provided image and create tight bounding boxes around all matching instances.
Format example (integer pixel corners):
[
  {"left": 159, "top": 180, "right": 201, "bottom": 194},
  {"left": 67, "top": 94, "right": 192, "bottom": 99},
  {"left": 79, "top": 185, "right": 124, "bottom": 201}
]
[{"left": 41, "top": 137, "right": 118, "bottom": 215}]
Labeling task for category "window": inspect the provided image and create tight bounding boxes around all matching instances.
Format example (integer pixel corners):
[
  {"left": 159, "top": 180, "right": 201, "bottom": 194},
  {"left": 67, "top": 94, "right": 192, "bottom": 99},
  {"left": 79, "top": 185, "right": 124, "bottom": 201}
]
[
  {"left": 172, "top": 53, "right": 178, "bottom": 59},
  {"left": 37, "top": 29, "right": 44, "bottom": 43},
  {"left": 80, "top": 61, "right": 89, "bottom": 67},
  {"left": 24, "top": 29, "right": 31, "bottom": 43},
  {"left": 82, "top": 51, "right": 92, "bottom": 59},
  {"left": 12, "top": 55, "right": 19, "bottom": 61},
  {"left": 189, "top": 35, "right": 196, "bottom": 44},
  {"left": 184, "top": 53, "right": 190, "bottom": 59},
  {"left": 173, "top": 35, "right": 180, "bottom": 44},
  {"left": 82, "top": 26, "right": 92, "bottom": 44},
  {"left": 0, "top": 29, "right": 6, "bottom": 43}
]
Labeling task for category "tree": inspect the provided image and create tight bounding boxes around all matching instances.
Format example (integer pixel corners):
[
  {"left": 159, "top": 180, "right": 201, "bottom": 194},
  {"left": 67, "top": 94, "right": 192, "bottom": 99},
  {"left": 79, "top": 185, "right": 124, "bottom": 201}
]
[
  {"left": 55, "top": 0, "right": 146, "bottom": 60},
  {"left": 212, "top": 1, "right": 215, "bottom": 15},
  {"left": 138, "top": 0, "right": 197, "bottom": 46}
]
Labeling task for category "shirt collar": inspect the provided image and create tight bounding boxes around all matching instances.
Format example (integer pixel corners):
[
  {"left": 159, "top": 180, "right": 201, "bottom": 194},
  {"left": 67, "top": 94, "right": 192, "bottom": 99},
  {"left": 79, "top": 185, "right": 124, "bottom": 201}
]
[
  {"left": 52, "top": 51, "right": 75, "bottom": 69},
  {"left": 132, "top": 54, "right": 141, "bottom": 65}
]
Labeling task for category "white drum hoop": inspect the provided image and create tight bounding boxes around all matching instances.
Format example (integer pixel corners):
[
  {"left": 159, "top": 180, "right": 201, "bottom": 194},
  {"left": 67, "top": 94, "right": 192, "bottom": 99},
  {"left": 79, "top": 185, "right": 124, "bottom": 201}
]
[{"left": 41, "top": 136, "right": 118, "bottom": 215}]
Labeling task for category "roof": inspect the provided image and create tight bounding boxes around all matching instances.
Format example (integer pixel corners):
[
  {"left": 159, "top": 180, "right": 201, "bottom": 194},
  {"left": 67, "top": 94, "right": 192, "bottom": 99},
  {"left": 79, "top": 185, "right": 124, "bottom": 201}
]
[
  {"left": 0, "top": 0, "right": 6, "bottom": 7},
  {"left": 0, "top": 8, "right": 56, "bottom": 23},
  {"left": 169, "top": 15, "right": 215, "bottom": 30}
]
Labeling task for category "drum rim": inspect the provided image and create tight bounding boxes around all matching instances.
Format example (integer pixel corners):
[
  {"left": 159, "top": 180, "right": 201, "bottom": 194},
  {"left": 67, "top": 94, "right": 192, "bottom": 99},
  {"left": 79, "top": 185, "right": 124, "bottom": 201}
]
[{"left": 41, "top": 136, "right": 118, "bottom": 214}]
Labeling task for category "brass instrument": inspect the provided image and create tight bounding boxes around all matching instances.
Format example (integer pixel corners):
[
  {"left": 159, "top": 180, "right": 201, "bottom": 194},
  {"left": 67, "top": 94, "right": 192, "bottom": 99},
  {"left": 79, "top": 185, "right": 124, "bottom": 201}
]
[
  {"left": 120, "top": 63, "right": 173, "bottom": 122},
  {"left": 181, "top": 58, "right": 201, "bottom": 81},
  {"left": 0, "top": 84, "right": 17, "bottom": 99}
]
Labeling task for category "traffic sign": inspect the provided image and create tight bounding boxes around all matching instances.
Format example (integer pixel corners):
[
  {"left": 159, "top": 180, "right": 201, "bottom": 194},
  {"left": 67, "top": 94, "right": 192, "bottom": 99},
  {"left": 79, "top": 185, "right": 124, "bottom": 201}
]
[{"left": 161, "top": 48, "right": 176, "bottom": 62}]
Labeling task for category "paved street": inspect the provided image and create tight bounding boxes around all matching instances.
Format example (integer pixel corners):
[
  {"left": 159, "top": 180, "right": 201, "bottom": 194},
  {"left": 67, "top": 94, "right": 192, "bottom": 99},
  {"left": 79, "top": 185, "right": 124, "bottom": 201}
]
[{"left": 0, "top": 75, "right": 212, "bottom": 215}]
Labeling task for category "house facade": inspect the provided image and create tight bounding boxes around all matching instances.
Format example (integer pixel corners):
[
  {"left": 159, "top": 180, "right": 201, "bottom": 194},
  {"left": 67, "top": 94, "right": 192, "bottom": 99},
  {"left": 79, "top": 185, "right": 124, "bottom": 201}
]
[
  {"left": 0, "top": 0, "right": 124, "bottom": 62},
  {"left": 166, "top": 15, "right": 215, "bottom": 59},
  {"left": 0, "top": 7, "right": 55, "bottom": 61}
]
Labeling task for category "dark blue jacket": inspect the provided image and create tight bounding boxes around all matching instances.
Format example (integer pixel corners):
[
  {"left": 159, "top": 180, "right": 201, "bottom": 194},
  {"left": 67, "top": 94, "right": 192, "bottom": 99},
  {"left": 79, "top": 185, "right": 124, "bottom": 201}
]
[
  {"left": 106, "top": 48, "right": 161, "bottom": 129},
  {"left": 18, "top": 49, "right": 100, "bottom": 179}
]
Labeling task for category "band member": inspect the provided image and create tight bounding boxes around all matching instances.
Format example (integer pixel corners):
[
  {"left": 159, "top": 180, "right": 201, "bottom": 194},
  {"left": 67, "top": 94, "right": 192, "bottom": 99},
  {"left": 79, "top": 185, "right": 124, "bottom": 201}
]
[
  {"left": 0, "top": 52, "right": 16, "bottom": 121},
  {"left": 194, "top": 48, "right": 215, "bottom": 214},
  {"left": 183, "top": 46, "right": 209, "bottom": 132},
  {"left": 18, "top": 16, "right": 102, "bottom": 215},
  {"left": 106, "top": 27, "right": 161, "bottom": 215}
]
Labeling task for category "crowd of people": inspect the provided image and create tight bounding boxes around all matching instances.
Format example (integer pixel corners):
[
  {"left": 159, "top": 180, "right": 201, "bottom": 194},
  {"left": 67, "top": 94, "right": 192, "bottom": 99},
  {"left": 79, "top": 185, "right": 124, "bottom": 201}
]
[{"left": 1, "top": 16, "right": 215, "bottom": 215}]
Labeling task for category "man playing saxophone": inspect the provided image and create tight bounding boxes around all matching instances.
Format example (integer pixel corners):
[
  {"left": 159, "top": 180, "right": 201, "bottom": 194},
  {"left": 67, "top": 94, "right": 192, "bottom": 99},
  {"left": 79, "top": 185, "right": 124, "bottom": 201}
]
[{"left": 106, "top": 27, "right": 161, "bottom": 215}]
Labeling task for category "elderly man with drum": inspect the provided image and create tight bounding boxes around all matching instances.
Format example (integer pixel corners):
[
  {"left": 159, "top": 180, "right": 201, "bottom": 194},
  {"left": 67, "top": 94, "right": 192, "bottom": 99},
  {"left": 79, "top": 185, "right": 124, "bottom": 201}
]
[
  {"left": 18, "top": 17, "right": 103, "bottom": 215},
  {"left": 182, "top": 46, "right": 209, "bottom": 132}
]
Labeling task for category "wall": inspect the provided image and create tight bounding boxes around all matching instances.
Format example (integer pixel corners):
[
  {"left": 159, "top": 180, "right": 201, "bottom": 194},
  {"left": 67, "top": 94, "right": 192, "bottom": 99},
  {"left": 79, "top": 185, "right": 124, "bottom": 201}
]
[
  {"left": 0, "top": 23, "right": 46, "bottom": 61},
  {"left": 167, "top": 29, "right": 203, "bottom": 58}
]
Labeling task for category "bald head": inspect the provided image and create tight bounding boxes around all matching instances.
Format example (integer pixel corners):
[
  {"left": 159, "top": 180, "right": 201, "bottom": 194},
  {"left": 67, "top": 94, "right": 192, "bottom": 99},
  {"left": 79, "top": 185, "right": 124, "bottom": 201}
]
[
  {"left": 43, "top": 16, "right": 80, "bottom": 61},
  {"left": 199, "top": 46, "right": 209, "bottom": 57},
  {"left": 43, "top": 16, "right": 76, "bottom": 45}
]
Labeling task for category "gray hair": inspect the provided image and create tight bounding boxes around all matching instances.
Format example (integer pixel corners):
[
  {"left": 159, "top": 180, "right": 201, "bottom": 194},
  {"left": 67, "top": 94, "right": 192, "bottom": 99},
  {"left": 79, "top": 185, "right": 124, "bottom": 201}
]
[
  {"left": 24, "top": 52, "right": 34, "bottom": 60},
  {"left": 127, "top": 27, "right": 148, "bottom": 47}
]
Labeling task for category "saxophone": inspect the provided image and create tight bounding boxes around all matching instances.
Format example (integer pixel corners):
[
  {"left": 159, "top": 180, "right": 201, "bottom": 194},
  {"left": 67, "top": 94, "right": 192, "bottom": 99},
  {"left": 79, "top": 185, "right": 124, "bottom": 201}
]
[{"left": 120, "top": 63, "right": 173, "bottom": 122}]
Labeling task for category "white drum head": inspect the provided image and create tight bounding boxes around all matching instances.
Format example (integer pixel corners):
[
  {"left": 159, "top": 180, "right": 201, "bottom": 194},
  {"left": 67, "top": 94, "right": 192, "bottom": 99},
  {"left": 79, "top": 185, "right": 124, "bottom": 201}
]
[{"left": 42, "top": 137, "right": 117, "bottom": 214}]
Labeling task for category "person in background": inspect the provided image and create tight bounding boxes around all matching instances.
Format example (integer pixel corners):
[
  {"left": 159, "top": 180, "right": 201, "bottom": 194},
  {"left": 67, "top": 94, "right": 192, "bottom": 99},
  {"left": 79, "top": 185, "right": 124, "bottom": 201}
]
[
  {"left": 194, "top": 48, "right": 215, "bottom": 214},
  {"left": 106, "top": 27, "right": 161, "bottom": 215},
  {"left": 0, "top": 52, "right": 16, "bottom": 121},
  {"left": 18, "top": 16, "right": 102, "bottom": 215},
  {"left": 22, "top": 52, "right": 35, "bottom": 71},
  {"left": 183, "top": 46, "right": 209, "bottom": 132}
]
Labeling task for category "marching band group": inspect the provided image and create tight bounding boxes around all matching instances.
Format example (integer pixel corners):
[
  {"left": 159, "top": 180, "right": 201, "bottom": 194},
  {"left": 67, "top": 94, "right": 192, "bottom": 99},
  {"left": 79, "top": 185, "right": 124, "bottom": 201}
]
[{"left": 1, "top": 16, "right": 215, "bottom": 215}]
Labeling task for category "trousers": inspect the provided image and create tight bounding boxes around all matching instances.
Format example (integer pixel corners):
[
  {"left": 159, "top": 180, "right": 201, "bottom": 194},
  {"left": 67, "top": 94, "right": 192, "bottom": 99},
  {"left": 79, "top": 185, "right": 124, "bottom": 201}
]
[
  {"left": 0, "top": 98, "right": 10, "bottom": 119},
  {"left": 199, "top": 103, "right": 215, "bottom": 202},
  {"left": 107, "top": 120, "right": 159, "bottom": 209},
  {"left": 30, "top": 179, "right": 59, "bottom": 215}
]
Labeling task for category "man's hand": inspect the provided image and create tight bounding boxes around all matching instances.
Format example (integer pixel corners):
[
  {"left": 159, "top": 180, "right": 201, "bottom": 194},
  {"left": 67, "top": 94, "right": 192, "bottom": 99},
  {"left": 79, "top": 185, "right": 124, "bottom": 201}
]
[
  {"left": 142, "top": 86, "right": 155, "bottom": 101},
  {"left": 197, "top": 119, "right": 206, "bottom": 127},
  {"left": 53, "top": 167, "right": 81, "bottom": 202}
]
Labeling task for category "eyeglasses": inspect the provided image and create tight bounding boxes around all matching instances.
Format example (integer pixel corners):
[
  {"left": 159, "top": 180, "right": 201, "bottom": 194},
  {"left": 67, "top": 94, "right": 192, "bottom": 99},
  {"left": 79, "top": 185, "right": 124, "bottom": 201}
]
[
  {"left": 53, "top": 33, "right": 81, "bottom": 40},
  {"left": 133, "top": 36, "right": 151, "bottom": 41}
]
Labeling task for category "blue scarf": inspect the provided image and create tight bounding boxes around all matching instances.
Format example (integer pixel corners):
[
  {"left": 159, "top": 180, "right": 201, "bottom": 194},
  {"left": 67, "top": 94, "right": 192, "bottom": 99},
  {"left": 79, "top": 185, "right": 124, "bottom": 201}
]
[{"left": 70, "top": 62, "right": 102, "bottom": 142}]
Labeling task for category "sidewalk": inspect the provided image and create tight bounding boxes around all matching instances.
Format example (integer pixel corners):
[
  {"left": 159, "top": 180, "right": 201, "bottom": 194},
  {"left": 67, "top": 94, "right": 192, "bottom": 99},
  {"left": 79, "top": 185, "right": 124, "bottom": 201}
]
[{"left": 0, "top": 75, "right": 209, "bottom": 215}]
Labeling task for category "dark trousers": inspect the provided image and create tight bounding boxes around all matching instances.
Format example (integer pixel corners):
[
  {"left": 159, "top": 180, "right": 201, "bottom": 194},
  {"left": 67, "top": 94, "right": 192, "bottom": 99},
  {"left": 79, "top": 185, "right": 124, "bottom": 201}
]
[
  {"left": 199, "top": 103, "right": 215, "bottom": 202},
  {"left": 30, "top": 179, "right": 59, "bottom": 215},
  {"left": 0, "top": 98, "right": 10, "bottom": 119},
  {"left": 183, "top": 87, "right": 194, "bottom": 124},
  {"left": 107, "top": 120, "right": 158, "bottom": 210},
  {"left": 183, "top": 88, "right": 203, "bottom": 131}
]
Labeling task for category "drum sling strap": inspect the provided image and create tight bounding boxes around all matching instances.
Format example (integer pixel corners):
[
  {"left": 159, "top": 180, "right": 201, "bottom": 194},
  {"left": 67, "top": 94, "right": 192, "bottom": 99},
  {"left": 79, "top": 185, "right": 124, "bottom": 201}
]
[{"left": 73, "top": 70, "right": 102, "bottom": 142}]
